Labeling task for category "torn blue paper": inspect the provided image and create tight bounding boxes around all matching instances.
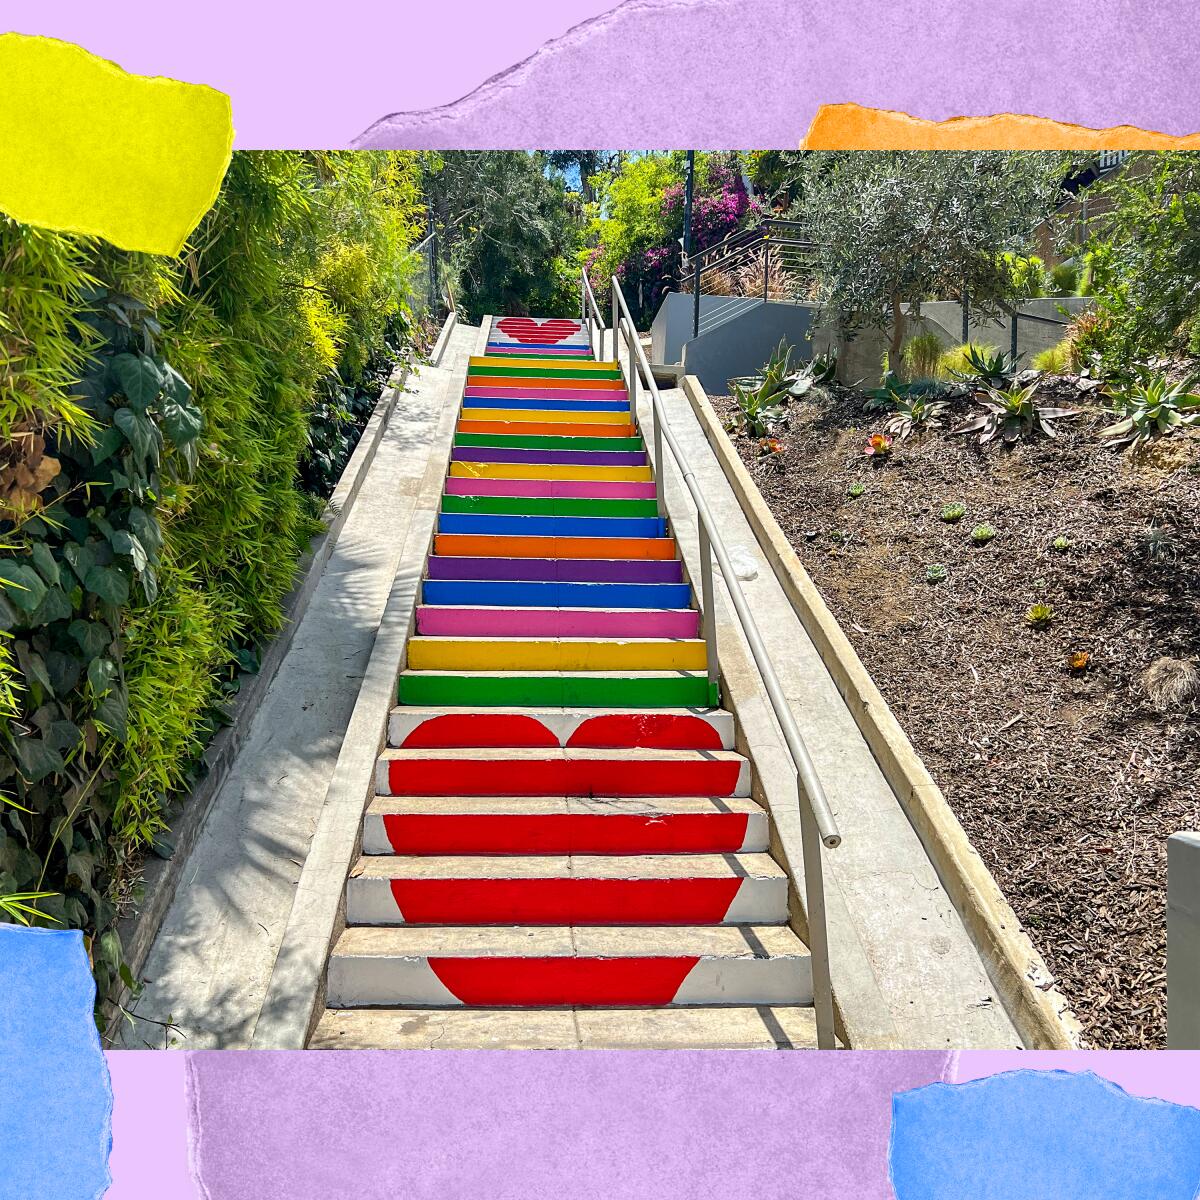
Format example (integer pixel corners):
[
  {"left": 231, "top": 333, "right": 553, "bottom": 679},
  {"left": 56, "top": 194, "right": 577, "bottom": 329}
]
[
  {"left": 891, "top": 1069, "right": 1200, "bottom": 1200},
  {"left": 0, "top": 926, "right": 113, "bottom": 1200}
]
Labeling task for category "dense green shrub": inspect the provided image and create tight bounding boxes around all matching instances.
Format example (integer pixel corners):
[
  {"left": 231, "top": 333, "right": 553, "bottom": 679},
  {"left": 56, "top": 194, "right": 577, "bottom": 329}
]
[
  {"left": 1081, "top": 152, "right": 1200, "bottom": 372},
  {"left": 0, "top": 151, "right": 426, "bottom": 1012}
]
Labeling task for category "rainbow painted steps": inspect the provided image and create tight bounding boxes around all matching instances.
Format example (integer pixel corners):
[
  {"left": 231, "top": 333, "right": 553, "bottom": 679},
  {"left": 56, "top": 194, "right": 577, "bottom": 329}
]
[{"left": 323, "top": 316, "right": 811, "bottom": 1022}]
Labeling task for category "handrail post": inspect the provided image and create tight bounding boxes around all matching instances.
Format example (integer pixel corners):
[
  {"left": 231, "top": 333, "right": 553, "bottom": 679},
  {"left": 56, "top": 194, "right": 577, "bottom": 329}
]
[
  {"left": 697, "top": 523, "right": 718, "bottom": 692},
  {"left": 692, "top": 259, "right": 701, "bottom": 339},
  {"left": 611, "top": 291, "right": 618, "bottom": 365},
  {"left": 762, "top": 239, "right": 770, "bottom": 303},
  {"left": 800, "top": 790, "right": 836, "bottom": 1048}
]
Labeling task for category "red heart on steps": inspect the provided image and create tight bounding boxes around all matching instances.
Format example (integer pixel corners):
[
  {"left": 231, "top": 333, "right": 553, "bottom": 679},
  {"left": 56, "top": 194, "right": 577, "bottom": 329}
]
[{"left": 495, "top": 317, "right": 583, "bottom": 344}]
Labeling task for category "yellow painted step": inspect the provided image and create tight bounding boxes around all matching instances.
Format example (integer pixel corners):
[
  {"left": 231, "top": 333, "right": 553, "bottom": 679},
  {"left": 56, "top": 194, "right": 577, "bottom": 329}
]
[
  {"left": 406, "top": 637, "right": 708, "bottom": 672},
  {"left": 449, "top": 462, "right": 653, "bottom": 483},
  {"left": 469, "top": 356, "right": 620, "bottom": 372},
  {"left": 462, "top": 407, "right": 631, "bottom": 426}
]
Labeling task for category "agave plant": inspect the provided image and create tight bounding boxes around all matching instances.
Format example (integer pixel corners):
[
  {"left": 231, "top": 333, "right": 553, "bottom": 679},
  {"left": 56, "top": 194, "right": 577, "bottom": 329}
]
[
  {"left": 949, "top": 344, "right": 1023, "bottom": 388},
  {"left": 865, "top": 371, "right": 949, "bottom": 413},
  {"left": 884, "top": 392, "right": 949, "bottom": 440},
  {"left": 953, "top": 383, "right": 1078, "bottom": 444},
  {"left": 1099, "top": 373, "right": 1200, "bottom": 449},
  {"left": 728, "top": 339, "right": 813, "bottom": 434}
]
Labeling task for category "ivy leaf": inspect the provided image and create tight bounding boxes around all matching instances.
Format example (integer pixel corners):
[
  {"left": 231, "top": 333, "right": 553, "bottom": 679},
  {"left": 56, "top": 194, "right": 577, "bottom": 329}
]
[
  {"left": 111, "top": 529, "right": 148, "bottom": 575},
  {"left": 84, "top": 564, "right": 129, "bottom": 608},
  {"left": 160, "top": 395, "right": 203, "bottom": 449},
  {"left": 46, "top": 650, "right": 83, "bottom": 696},
  {"left": 161, "top": 363, "right": 192, "bottom": 404},
  {"left": 13, "top": 735, "right": 64, "bottom": 783},
  {"left": 90, "top": 424, "right": 126, "bottom": 466},
  {"left": 0, "top": 561, "right": 48, "bottom": 614},
  {"left": 87, "top": 657, "right": 117, "bottom": 697},
  {"left": 111, "top": 353, "right": 163, "bottom": 411},
  {"left": 62, "top": 541, "right": 96, "bottom": 587},
  {"left": 113, "top": 406, "right": 160, "bottom": 466},
  {"left": 66, "top": 849, "right": 95, "bottom": 890},
  {"left": 29, "top": 543, "right": 59, "bottom": 587},
  {"left": 95, "top": 681, "right": 129, "bottom": 742},
  {"left": 127, "top": 506, "right": 162, "bottom": 558},
  {"left": 27, "top": 585, "right": 73, "bottom": 626},
  {"left": 139, "top": 564, "right": 158, "bottom": 604},
  {"left": 14, "top": 642, "right": 54, "bottom": 698},
  {"left": 68, "top": 619, "right": 111, "bottom": 660}
]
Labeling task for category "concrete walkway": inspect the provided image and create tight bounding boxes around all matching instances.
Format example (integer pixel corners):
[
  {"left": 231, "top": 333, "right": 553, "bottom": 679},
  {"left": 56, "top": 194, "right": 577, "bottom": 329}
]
[
  {"left": 118, "top": 327, "right": 472, "bottom": 1049},
  {"left": 644, "top": 384, "right": 1022, "bottom": 1049}
]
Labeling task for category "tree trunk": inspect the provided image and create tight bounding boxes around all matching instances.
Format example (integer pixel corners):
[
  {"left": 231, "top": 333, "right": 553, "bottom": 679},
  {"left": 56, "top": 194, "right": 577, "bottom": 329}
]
[{"left": 889, "top": 294, "right": 907, "bottom": 378}]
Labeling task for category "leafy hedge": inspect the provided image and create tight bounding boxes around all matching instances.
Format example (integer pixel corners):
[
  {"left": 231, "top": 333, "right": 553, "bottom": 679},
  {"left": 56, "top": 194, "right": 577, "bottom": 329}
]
[{"left": 0, "top": 150, "right": 426, "bottom": 1011}]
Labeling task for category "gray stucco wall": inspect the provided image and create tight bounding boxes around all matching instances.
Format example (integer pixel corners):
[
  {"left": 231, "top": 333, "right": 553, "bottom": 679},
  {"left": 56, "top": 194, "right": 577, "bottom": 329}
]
[
  {"left": 651, "top": 291, "right": 765, "bottom": 367},
  {"left": 679, "top": 300, "right": 818, "bottom": 394}
]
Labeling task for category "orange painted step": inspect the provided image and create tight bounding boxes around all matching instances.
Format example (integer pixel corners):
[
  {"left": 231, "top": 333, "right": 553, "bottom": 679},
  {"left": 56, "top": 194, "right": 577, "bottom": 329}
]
[
  {"left": 457, "top": 420, "right": 639, "bottom": 439},
  {"left": 469, "top": 375, "right": 622, "bottom": 392},
  {"left": 433, "top": 533, "right": 677, "bottom": 561}
]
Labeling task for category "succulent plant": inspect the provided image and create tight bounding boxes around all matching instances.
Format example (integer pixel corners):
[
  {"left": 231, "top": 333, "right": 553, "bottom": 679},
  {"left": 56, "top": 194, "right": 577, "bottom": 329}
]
[
  {"left": 953, "top": 383, "right": 1078, "bottom": 444},
  {"left": 926, "top": 563, "right": 949, "bottom": 584},
  {"left": 847, "top": 481, "right": 865, "bottom": 498},
  {"left": 1068, "top": 650, "right": 1090, "bottom": 671},
  {"left": 863, "top": 433, "right": 893, "bottom": 459},
  {"left": 884, "top": 392, "right": 949, "bottom": 440},
  {"left": 971, "top": 523, "right": 997, "bottom": 545},
  {"left": 1026, "top": 602, "right": 1055, "bottom": 628},
  {"left": 940, "top": 503, "right": 965, "bottom": 523},
  {"left": 1052, "top": 535, "right": 1072, "bottom": 553},
  {"left": 1100, "top": 372, "right": 1200, "bottom": 449}
]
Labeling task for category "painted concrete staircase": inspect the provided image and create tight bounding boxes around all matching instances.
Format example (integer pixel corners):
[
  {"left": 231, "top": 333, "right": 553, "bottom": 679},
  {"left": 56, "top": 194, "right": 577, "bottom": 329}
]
[{"left": 319, "top": 316, "right": 815, "bottom": 1044}]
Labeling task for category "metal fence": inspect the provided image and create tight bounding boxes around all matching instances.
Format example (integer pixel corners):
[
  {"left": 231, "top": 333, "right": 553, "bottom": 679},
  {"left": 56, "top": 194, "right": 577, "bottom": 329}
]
[{"left": 582, "top": 266, "right": 843, "bottom": 1049}]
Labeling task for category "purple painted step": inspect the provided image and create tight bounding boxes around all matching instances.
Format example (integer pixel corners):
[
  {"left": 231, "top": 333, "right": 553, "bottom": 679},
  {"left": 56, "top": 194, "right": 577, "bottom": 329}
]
[
  {"left": 444, "top": 478, "right": 659, "bottom": 499},
  {"left": 416, "top": 606, "right": 701, "bottom": 638},
  {"left": 450, "top": 446, "right": 647, "bottom": 467},
  {"left": 426, "top": 556, "right": 684, "bottom": 583}
]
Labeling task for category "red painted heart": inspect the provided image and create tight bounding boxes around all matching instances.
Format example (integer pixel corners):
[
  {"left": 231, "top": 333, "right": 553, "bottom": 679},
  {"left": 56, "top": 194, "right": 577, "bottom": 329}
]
[{"left": 495, "top": 317, "right": 583, "bottom": 344}]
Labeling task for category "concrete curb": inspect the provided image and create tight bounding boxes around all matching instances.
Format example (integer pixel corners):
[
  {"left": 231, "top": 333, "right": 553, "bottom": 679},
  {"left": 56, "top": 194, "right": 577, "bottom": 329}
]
[
  {"left": 680, "top": 374, "right": 1083, "bottom": 1051},
  {"left": 430, "top": 309, "right": 457, "bottom": 366},
  {"left": 106, "top": 365, "right": 411, "bottom": 1036},
  {"left": 475, "top": 315, "right": 493, "bottom": 357},
  {"left": 250, "top": 339, "right": 466, "bottom": 1048}
]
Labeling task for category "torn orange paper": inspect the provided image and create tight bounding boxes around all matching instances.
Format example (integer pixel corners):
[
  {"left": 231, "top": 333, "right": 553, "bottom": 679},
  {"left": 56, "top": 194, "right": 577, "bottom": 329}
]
[{"left": 802, "top": 103, "right": 1200, "bottom": 150}]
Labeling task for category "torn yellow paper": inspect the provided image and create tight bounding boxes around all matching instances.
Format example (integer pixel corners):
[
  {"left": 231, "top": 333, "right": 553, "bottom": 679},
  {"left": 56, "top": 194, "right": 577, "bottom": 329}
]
[
  {"left": 0, "top": 34, "right": 233, "bottom": 255},
  {"left": 802, "top": 103, "right": 1200, "bottom": 150}
]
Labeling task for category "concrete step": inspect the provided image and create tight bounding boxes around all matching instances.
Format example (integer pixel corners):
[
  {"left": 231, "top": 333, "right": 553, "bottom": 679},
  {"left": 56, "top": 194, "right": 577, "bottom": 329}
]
[
  {"left": 451, "top": 445, "right": 648, "bottom": 467},
  {"left": 456, "top": 421, "right": 640, "bottom": 441},
  {"left": 387, "top": 705, "right": 734, "bottom": 750},
  {"left": 467, "top": 377, "right": 626, "bottom": 395},
  {"left": 467, "top": 357, "right": 622, "bottom": 379},
  {"left": 425, "top": 554, "right": 683, "bottom": 583},
  {"left": 362, "top": 796, "right": 767, "bottom": 855},
  {"left": 440, "top": 494, "right": 660, "bottom": 518},
  {"left": 414, "top": 605, "right": 698, "bottom": 640},
  {"left": 432, "top": 533, "right": 676, "bottom": 561},
  {"left": 420, "top": 579, "right": 692, "bottom": 609},
  {"left": 444, "top": 477, "right": 657, "bottom": 499},
  {"left": 461, "top": 400, "right": 632, "bottom": 420},
  {"left": 484, "top": 346, "right": 594, "bottom": 359},
  {"left": 405, "top": 636, "right": 707, "bottom": 673},
  {"left": 448, "top": 462, "right": 653, "bottom": 483},
  {"left": 396, "top": 670, "right": 719, "bottom": 709},
  {"left": 347, "top": 853, "right": 787, "bottom": 926},
  {"left": 436, "top": 513, "right": 666, "bottom": 539},
  {"left": 377, "top": 746, "right": 749, "bottom": 798},
  {"left": 311, "top": 1004, "right": 820, "bottom": 1049},
  {"left": 326, "top": 924, "right": 810, "bottom": 1006}
]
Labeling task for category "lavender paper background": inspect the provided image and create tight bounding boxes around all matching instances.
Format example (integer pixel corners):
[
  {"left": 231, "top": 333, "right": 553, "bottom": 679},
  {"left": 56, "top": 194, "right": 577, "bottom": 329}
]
[{"left": 13, "top": 0, "right": 1200, "bottom": 148}]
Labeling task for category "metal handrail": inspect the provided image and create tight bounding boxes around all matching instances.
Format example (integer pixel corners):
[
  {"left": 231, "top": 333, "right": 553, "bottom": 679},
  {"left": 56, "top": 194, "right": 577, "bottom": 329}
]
[{"left": 581, "top": 268, "right": 842, "bottom": 1049}]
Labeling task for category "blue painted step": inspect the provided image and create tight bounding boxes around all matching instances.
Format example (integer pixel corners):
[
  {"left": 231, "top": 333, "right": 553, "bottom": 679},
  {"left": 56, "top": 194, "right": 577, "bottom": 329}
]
[
  {"left": 421, "top": 579, "right": 695, "bottom": 609},
  {"left": 438, "top": 513, "right": 667, "bottom": 538},
  {"left": 462, "top": 397, "right": 631, "bottom": 413}
]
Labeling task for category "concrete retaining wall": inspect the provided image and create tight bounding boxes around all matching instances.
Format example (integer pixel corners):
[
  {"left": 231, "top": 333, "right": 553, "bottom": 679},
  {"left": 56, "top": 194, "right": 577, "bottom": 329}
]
[{"left": 680, "top": 300, "right": 819, "bottom": 394}]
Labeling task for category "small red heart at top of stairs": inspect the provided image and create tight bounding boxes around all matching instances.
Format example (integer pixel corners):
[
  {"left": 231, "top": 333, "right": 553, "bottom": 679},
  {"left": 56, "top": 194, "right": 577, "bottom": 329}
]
[{"left": 495, "top": 317, "right": 583, "bottom": 344}]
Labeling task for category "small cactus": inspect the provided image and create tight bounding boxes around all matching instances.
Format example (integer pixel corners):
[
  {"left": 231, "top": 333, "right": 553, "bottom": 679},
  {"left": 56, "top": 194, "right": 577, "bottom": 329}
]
[
  {"left": 1052, "top": 535, "right": 1072, "bottom": 553},
  {"left": 1026, "top": 602, "right": 1054, "bottom": 628},
  {"left": 847, "top": 482, "right": 865, "bottom": 499},
  {"left": 971, "top": 523, "right": 997, "bottom": 545},
  {"left": 926, "top": 563, "right": 948, "bottom": 585},
  {"left": 940, "top": 502, "right": 965, "bottom": 523}
]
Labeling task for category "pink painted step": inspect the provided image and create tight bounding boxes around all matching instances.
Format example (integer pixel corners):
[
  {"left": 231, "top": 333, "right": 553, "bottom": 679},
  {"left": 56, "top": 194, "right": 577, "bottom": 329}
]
[
  {"left": 415, "top": 606, "right": 701, "bottom": 639},
  {"left": 445, "top": 477, "right": 658, "bottom": 499}
]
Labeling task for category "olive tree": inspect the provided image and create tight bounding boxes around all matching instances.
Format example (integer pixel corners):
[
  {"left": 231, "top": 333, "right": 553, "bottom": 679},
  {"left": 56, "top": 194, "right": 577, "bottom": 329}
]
[{"left": 790, "top": 151, "right": 1068, "bottom": 367}]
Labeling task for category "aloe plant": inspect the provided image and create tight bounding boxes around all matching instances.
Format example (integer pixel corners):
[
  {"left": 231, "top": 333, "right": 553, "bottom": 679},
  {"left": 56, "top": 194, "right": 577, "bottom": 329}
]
[
  {"left": 1100, "top": 372, "right": 1200, "bottom": 449},
  {"left": 948, "top": 344, "right": 1023, "bottom": 388},
  {"left": 728, "top": 339, "right": 812, "bottom": 435},
  {"left": 954, "top": 383, "right": 1078, "bottom": 444},
  {"left": 884, "top": 392, "right": 949, "bottom": 440}
]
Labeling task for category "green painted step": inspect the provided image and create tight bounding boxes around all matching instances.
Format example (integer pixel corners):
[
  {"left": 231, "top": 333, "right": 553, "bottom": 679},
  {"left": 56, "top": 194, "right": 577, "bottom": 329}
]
[
  {"left": 454, "top": 432, "right": 644, "bottom": 452},
  {"left": 441, "top": 494, "right": 661, "bottom": 518},
  {"left": 469, "top": 365, "right": 621, "bottom": 380},
  {"left": 398, "top": 671, "right": 720, "bottom": 709}
]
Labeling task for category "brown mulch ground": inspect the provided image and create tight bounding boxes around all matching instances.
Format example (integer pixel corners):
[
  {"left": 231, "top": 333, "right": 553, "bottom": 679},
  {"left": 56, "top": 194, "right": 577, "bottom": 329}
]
[{"left": 712, "top": 381, "right": 1200, "bottom": 1049}]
